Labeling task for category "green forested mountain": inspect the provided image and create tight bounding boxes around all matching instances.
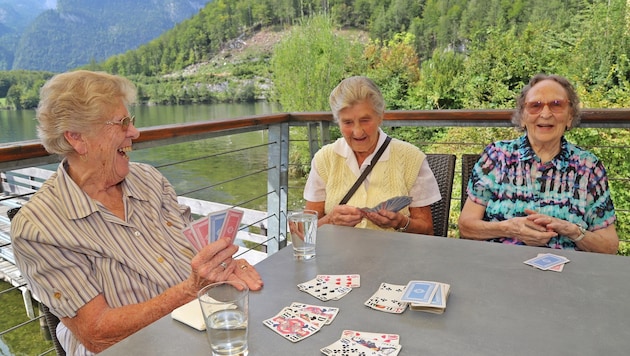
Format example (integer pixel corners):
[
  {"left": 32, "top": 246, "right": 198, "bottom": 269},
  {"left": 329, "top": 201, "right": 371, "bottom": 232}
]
[
  {"left": 10, "top": 0, "right": 212, "bottom": 72},
  {"left": 0, "top": 0, "right": 50, "bottom": 70}
]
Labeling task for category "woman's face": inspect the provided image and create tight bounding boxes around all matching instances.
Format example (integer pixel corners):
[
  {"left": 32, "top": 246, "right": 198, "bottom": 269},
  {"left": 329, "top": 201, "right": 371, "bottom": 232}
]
[
  {"left": 522, "top": 79, "right": 572, "bottom": 149},
  {"left": 338, "top": 99, "right": 383, "bottom": 159},
  {"left": 84, "top": 101, "right": 139, "bottom": 186}
]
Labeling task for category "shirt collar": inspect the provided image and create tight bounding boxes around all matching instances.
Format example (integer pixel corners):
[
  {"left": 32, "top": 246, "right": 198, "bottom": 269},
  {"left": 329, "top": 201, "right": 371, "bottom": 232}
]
[{"left": 519, "top": 133, "right": 570, "bottom": 164}]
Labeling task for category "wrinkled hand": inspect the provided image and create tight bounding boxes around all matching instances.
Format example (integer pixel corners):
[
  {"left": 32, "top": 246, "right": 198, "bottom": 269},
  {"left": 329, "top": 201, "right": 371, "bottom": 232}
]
[
  {"left": 364, "top": 209, "right": 400, "bottom": 229},
  {"left": 185, "top": 239, "right": 245, "bottom": 297},
  {"left": 507, "top": 210, "right": 557, "bottom": 246},
  {"left": 525, "top": 209, "right": 576, "bottom": 238},
  {"left": 326, "top": 205, "right": 364, "bottom": 227},
  {"left": 228, "top": 259, "right": 264, "bottom": 291}
]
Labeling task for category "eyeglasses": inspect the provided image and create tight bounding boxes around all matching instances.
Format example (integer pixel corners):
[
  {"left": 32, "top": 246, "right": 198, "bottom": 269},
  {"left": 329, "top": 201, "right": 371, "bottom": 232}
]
[
  {"left": 524, "top": 100, "right": 569, "bottom": 114},
  {"left": 105, "top": 115, "right": 135, "bottom": 131}
]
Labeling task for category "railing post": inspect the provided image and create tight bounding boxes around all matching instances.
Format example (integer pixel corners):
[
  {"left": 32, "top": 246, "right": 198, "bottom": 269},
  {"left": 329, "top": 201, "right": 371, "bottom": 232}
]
[{"left": 267, "top": 122, "right": 289, "bottom": 254}]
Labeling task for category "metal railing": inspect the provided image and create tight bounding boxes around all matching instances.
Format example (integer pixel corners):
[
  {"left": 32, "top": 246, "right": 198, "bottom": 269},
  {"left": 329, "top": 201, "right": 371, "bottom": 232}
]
[{"left": 1, "top": 109, "right": 629, "bottom": 354}]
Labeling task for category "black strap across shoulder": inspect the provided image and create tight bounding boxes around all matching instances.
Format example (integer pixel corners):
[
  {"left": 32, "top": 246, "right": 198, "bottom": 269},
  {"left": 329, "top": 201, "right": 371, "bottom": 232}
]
[{"left": 339, "top": 136, "right": 392, "bottom": 205}]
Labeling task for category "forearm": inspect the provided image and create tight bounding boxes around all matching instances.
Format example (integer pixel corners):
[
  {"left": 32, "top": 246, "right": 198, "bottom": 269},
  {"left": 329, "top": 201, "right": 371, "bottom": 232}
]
[
  {"left": 459, "top": 218, "right": 514, "bottom": 241},
  {"left": 570, "top": 224, "right": 618, "bottom": 254},
  {"left": 65, "top": 282, "right": 195, "bottom": 353}
]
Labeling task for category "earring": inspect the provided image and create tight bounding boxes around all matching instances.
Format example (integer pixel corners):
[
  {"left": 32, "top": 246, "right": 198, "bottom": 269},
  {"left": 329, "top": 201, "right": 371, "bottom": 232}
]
[{"left": 80, "top": 154, "right": 88, "bottom": 162}]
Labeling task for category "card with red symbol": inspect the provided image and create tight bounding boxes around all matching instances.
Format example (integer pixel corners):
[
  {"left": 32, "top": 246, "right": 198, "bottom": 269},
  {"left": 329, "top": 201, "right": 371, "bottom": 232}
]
[
  {"left": 317, "top": 274, "right": 361, "bottom": 288},
  {"left": 321, "top": 332, "right": 402, "bottom": 356},
  {"left": 341, "top": 330, "right": 400, "bottom": 345},
  {"left": 364, "top": 282, "right": 408, "bottom": 314},
  {"left": 262, "top": 306, "right": 323, "bottom": 342},
  {"left": 289, "top": 302, "right": 340, "bottom": 325}
]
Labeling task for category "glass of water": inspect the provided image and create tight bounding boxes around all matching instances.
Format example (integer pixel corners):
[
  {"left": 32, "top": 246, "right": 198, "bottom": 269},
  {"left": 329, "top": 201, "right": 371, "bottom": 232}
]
[
  {"left": 288, "top": 209, "right": 318, "bottom": 260},
  {"left": 198, "top": 281, "right": 249, "bottom": 356}
]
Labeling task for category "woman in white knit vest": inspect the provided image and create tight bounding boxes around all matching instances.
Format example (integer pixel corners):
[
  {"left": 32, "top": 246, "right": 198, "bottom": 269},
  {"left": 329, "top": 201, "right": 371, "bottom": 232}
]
[{"left": 303, "top": 76, "right": 441, "bottom": 235}]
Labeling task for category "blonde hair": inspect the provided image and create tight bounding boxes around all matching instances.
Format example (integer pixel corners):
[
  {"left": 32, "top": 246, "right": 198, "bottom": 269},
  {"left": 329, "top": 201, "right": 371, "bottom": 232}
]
[
  {"left": 37, "top": 70, "right": 137, "bottom": 155},
  {"left": 329, "top": 76, "right": 385, "bottom": 122}
]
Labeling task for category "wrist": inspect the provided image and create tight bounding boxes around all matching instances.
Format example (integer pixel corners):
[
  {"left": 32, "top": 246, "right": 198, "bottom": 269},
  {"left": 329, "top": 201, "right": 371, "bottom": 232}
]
[
  {"left": 397, "top": 215, "right": 411, "bottom": 232},
  {"left": 571, "top": 224, "right": 586, "bottom": 242}
]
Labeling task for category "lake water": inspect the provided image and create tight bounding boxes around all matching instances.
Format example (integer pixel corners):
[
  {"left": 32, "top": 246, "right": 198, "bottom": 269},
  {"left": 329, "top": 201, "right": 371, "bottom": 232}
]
[{"left": 0, "top": 102, "right": 308, "bottom": 211}]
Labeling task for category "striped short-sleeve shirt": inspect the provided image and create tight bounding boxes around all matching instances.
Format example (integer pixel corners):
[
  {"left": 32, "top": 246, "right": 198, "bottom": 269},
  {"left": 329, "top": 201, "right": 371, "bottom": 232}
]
[{"left": 11, "top": 161, "right": 195, "bottom": 355}]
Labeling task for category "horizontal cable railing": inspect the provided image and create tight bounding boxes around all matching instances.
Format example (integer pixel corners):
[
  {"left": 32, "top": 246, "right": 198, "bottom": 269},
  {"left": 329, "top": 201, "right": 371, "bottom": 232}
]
[{"left": 1, "top": 109, "right": 629, "bottom": 353}]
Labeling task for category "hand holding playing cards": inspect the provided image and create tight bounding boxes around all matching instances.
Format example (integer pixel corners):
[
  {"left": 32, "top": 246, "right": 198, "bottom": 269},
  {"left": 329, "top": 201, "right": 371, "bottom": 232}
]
[
  {"left": 324, "top": 204, "right": 364, "bottom": 227},
  {"left": 364, "top": 209, "right": 406, "bottom": 230},
  {"left": 186, "top": 239, "right": 263, "bottom": 297}
]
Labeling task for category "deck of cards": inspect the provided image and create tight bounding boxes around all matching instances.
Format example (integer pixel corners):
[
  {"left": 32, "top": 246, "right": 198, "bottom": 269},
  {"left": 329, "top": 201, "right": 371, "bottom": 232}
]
[
  {"left": 298, "top": 274, "right": 360, "bottom": 301},
  {"left": 524, "top": 253, "right": 570, "bottom": 272},
  {"left": 262, "top": 302, "right": 339, "bottom": 342},
  {"left": 360, "top": 196, "right": 412, "bottom": 213},
  {"left": 321, "top": 330, "right": 402, "bottom": 356},
  {"left": 401, "top": 280, "right": 451, "bottom": 314},
  {"left": 364, "top": 282, "right": 409, "bottom": 314},
  {"left": 182, "top": 208, "right": 244, "bottom": 252}
]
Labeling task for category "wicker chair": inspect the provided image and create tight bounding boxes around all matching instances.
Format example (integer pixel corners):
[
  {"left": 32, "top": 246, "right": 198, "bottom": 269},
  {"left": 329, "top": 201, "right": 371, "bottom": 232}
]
[
  {"left": 460, "top": 154, "right": 481, "bottom": 211},
  {"left": 7, "top": 207, "right": 66, "bottom": 356},
  {"left": 425, "top": 154, "right": 457, "bottom": 237}
]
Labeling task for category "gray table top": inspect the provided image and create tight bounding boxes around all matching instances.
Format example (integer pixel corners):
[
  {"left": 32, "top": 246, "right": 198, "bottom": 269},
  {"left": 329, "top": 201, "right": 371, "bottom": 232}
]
[{"left": 101, "top": 225, "right": 630, "bottom": 355}]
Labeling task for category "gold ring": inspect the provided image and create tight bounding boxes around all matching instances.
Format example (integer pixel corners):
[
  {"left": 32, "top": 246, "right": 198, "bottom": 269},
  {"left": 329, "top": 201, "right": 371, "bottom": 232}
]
[
  {"left": 220, "top": 262, "right": 228, "bottom": 269},
  {"left": 240, "top": 265, "right": 248, "bottom": 270}
]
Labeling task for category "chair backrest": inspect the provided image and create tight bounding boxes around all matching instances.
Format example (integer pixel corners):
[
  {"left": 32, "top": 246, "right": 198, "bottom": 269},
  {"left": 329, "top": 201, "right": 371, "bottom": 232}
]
[
  {"left": 7, "top": 207, "right": 66, "bottom": 356},
  {"left": 460, "top": 154, "right": 481, "bottom": 211},
  {"left": 425, "top": 154, "right": 456, "bottom": 237}
]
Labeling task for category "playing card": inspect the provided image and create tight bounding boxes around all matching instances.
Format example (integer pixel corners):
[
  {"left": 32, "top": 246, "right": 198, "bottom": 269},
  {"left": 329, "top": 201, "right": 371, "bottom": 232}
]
[
  {"left": 537, "top": 253, "right": 565, "bottom": 272},
  {"left": 321, "top": 336, "right": 401, "bottom": 356},
  {"left": 360, "top": 196, "right": 412, "bottom": 214},
  {"left": 289, "top": 302, "right": 340, "bottom": 325},
  {"left": 400, "top": 281, "right": 439, "bottom": 304},
  {"left": 298, "top": 277, "right": 352, "bottom": 301},
  {"left": 317, "top": 274, "right": 361, "bottom": 288},
  {"left": 208, "top": 210, "right": 227, "bottom": 243},
  {"left": 341, "top": 330, "right": 400, "bottom": 345},
  {"left": 191, "top": 215, "right": 210, "bottom": 248},
  {"left": 262, "top": 307, "right": 322, "bottom": 342},
  {"left": 364, "top": 283, "right": 408, "bottom": 314},
  {"left": 523, "top": 253, "right": 570, "bottom": 270},
  {"left": 182, "top": 226, "right": 201, "bottom": 252},
  {"left": 218, "top": 208, "right": 244, "bottom": 244}
]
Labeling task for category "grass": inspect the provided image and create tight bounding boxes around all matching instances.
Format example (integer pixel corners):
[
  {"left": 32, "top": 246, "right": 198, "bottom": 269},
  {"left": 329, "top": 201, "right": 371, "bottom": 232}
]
[{"left": 0, "top": 281, "right": 54, "bottom": 356}]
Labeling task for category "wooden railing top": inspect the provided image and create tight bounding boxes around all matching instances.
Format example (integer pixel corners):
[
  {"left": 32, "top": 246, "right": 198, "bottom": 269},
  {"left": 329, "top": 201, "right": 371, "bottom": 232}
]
[{"left": 1, "top": 109, "right": 629, "bottom": 169}]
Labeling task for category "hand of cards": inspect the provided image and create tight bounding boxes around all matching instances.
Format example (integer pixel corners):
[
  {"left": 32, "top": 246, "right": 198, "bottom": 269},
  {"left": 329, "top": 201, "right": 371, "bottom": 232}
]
[
  {"left": 364, "top": 280, "right": 451, "bottom": 314},
  {"left": 182, "top": 208, "right": 244, "bottom": 252},
  {"left": 321, "top": 330, "right": 402, "bottom": 356},
  {"left": 297, "top": 274, "right": 360, "bottom": 301},
  {"left": 262, "top": 302, "right": 339, "bottom": 342},
  {"left": 359, "top": 196, "right": 412, "bottom": 213}
]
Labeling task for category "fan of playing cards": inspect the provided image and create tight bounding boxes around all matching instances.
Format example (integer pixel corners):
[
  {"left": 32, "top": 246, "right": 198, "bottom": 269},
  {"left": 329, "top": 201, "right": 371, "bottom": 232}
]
[
  {"left": 262, "top": 302, "right": 339, "bottom": 342},
  {"left": 321, "top": 330, "right": 402, "bottom": 356},
  {"left": 360, "top": 196, "right": 412, "bottom": 213},
  {"left": 182, "top": 208, "right": 244, "bottom": 252}
]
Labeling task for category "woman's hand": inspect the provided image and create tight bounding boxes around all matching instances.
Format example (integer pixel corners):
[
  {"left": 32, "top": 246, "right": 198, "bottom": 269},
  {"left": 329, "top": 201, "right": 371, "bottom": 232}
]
[
  {"left": 228, "top": 259, "right": 264, "bottom": 291},
  {"left": 184, "top": 239, "right": 241, "bottom": 297},
  {"left": 324, "top": 204, "right": 364, "bottom": 227},
  {"left": 364, "top": 209, "right": 404, "bottom": 230}
]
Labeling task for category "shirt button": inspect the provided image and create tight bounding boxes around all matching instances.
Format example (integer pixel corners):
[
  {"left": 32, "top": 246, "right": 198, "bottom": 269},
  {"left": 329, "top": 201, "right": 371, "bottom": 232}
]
[
  {"left": 157, "top": 257, "right": 165, "bottom": 263},
  {"left": 54, "top": 292, "right": 62, "bottom": 299},
  {"left": 166, "top": 221, "right": 173, "bottom": 227},
  {"left": 134, "top": 231, "right": 141, "bottom": 237}
]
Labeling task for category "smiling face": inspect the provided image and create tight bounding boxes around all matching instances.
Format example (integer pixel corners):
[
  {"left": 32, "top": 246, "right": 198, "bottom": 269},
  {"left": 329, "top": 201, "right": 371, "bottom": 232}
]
[
  {"left": 338, "top": 99, "right": 383, "bottom": 164},
  {"left": 81, "top": 100, "right": 139, "bottom": 187},
  {"left": 522, "top": 79, "right": 572, "bottom": 153}
]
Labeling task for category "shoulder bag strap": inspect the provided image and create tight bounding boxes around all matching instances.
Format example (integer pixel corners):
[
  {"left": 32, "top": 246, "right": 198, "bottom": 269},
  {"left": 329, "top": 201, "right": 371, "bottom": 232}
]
[{"left": 339, "top": 136, "right": 392, "bottom": 205}]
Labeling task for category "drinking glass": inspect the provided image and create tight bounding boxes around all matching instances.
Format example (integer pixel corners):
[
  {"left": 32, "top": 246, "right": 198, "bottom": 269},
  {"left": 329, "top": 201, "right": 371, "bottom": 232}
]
[{"left": 288, "top": 209, "right": 318, "bottom": 260}]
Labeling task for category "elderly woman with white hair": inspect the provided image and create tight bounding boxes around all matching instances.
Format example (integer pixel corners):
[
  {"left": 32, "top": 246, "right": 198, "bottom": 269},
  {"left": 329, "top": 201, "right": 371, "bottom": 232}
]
[
  {"left": 459, "top": 73, "right": 619, "bottom": 253},
  {"left": 303, "top": 76, "right": 441, "bottom": 235}
]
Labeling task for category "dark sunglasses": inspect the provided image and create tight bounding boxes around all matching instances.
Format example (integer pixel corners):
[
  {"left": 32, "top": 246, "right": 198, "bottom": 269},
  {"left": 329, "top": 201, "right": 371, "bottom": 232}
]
[
  {"left": 524, "top": 100, "right": 569, "bottom": 114},
  {"left": 105, "top": 115, "right": 135, "bottom": 130}
]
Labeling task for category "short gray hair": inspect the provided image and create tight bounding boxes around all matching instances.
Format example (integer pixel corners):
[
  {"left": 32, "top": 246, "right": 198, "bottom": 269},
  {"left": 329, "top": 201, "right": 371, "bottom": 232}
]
[
  {"left": 512, "top": 73, "right": 581, "bottom": 131},
  {"left": 329, "top": 76, "right": 385, "bottom": 122},
  {"left": 37, "top": 70, "right": 137, "bottom": 156}
]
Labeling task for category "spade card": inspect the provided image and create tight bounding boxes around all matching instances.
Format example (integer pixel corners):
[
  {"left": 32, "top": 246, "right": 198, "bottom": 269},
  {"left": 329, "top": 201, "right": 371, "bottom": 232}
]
[
  {"left": 289, "top": 302, "right": 340, "bottom": 325},
  {"left": 364, "top": 283, "right": 408, "bottom": 314},
  {"left": 298, "top": 277, "right": 352, "bottom": 301}
]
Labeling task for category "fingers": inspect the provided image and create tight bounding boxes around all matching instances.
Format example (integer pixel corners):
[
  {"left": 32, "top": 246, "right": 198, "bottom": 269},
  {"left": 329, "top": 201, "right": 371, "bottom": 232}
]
[
  {"left": 230, "top": 260, "right": 264, "bottom": 291},
  {"left": 190, "top": 239, "right": 239, "bottom": 284}
]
